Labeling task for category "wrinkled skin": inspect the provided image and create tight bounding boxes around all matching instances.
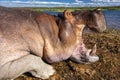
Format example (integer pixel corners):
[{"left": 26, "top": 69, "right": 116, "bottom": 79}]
[{"left": 0, "top": 7, "right": 103, "bottom": 80}]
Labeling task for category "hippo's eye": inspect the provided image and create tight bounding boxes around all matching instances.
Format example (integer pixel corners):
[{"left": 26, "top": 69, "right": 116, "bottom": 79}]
[{"left": 67, "top": 12, "right": 71, "bottom": 16}]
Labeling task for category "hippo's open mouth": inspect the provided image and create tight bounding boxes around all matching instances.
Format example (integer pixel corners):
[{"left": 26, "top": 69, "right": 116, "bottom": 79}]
[
  {"left": 70, "top": 43, "right": 99, "bottom": 64},
  {"left": 80, "top": 44, "right": 99, "bottom": 63}
]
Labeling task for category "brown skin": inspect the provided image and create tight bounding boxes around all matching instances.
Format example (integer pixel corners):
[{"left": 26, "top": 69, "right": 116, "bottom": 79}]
[
  {"left": 0, "top": 7, "right": 99, "bottom": 79},
  {"left": 73, "top": 8, "right": 107, "bottom": 32},
  {"left": 58, "top": 8, "right": 107, "bottom": 32}
]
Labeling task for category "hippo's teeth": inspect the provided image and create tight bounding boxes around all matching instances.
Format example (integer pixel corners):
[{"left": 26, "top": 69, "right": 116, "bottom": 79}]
[
  {"left": 90, "top": 44, "right": 97, "bottom": 56},
  {"left": 88, "top": 44, "right": 99, "bottom": 63},
  {"left": 88, "top": 55, "right": 99, "bottom": 63}
]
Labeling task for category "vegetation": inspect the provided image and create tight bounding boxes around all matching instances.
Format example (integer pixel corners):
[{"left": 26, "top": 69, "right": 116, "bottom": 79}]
[{"left": 21, "top": 6, "right": 120, "bottom": 12}]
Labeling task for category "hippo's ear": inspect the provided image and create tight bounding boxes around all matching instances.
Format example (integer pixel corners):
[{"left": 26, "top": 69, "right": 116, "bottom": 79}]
[{"left": 64, "top": 9, "right": 73, "bottom": 19}]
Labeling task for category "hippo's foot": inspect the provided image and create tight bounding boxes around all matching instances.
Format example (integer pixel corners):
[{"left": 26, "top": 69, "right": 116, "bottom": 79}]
[
  {"left": 30, "top": 65, "right": 55, "bottom": 79},
  {"left": 0, "top": 54, "right": 55, "bottom": 80}
]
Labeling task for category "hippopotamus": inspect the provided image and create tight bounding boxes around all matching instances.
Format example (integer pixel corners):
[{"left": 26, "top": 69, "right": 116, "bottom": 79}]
[
  {"left": 58, "top": 8, "right": 107, "bottom": 32},
  {"left": 0, "top": 6, "right": 107, "bottom": 80}
]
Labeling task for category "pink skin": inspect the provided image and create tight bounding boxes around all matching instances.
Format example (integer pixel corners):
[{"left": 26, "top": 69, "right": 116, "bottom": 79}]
[
  {"left": 70, "top": 39, "right": 99, "bottom": 63},
  {"left": 70, "top": 42, "right": 91, "bottom": 63},
  {"left": 44, "top": 39, "right": 99, "bottom": 64}
]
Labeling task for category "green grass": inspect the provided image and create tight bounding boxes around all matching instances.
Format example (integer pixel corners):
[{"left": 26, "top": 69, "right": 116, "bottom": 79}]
[{"left": 23, "top": 6, "right": 120, "bottom": 12}]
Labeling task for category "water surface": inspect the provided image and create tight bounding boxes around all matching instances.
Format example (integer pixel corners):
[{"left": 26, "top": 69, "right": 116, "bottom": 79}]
[{"left": 103, "top": 10, "right": 120, "bottom": 29}]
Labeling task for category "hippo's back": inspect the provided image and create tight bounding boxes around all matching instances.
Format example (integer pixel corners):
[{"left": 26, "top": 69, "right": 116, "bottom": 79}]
[{"left": 0, "top": 7, "right": 44, "bottom": 66}]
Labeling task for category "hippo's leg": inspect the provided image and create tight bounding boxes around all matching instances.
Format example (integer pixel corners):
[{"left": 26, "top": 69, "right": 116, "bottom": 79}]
[{"left": 0, "top": 54, "right": 55, "bottom": 80}]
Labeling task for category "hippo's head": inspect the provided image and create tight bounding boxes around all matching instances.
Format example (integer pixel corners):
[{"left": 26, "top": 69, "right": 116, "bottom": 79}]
[
  {"left": 72, "top": 8, "right": 107, "bottom": 32},
  {"left": 58, "top": 10, "right": 99, "bottom": 64}
]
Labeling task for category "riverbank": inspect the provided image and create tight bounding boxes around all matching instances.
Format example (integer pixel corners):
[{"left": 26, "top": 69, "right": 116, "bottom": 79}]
[
  {"left": 14, "top": 6, "right": 120, "bottom": 12},
  {"left": 15, "top": 28, "right": 120, "bottom": 80}
]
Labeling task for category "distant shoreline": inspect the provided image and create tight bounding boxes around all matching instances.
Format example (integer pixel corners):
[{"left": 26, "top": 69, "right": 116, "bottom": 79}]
[
  {"left": 12, "top": 6, "right": 120, "bottom": 12},
  {"left": 10, "top": 6, "right": 120, "bottom": 30}
]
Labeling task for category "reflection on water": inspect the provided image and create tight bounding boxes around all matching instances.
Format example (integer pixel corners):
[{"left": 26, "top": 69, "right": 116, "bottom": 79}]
[{"left": 44, "top": 10, "right": 120, "bottom": 29}]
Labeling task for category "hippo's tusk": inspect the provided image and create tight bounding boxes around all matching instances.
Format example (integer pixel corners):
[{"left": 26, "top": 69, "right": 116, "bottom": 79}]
[{"left": 90, "top": 44, "right": 97, "bottom": 56}]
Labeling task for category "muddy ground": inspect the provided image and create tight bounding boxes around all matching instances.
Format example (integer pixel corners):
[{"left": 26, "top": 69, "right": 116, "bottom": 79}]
[{"left": 16, "top": 28, "right": 120, "bottom": 80}]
